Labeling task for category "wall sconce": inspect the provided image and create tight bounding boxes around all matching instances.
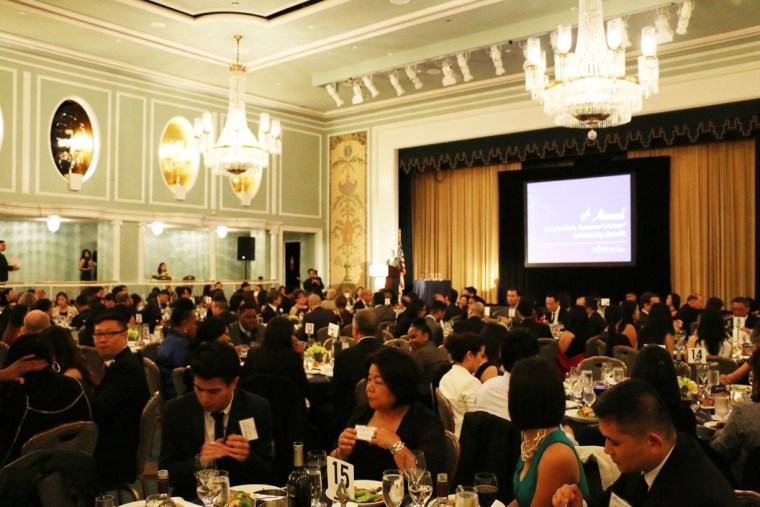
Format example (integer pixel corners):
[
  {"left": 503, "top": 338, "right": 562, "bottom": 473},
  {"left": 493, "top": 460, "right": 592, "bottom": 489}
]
[
  {"left": 150, "top": 221, "right": 165, "bottom": 236},
  {"left": 159, "top": 117, "right": 199, "bottom": 200},
  {"left": 46, "top": 215, "right": 61, "bottom": 233},
  {"left": 216, "top": 225, "right": 228, "bottom": 239},
  {"left": 50, "top": 99, "right": 97, "bottom": 191},
  {"left": 229, "top": 171, "right": 263, "bottom": 206}
]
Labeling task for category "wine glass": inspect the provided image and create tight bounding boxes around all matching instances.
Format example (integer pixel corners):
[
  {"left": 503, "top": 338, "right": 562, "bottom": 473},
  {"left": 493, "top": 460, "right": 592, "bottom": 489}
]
[
  {"left": 212, "top": 470, "right": 230, "bottom": 507},
  {"left": 95, "top": 496, "right": 115, "bottom": 507},
  {"left": 197, "top": 470, "right": 222, "bottom": 507},
  {"left": 308, "top": 449, "right": 328, "bottom": 488},
  {"left": 382, "top": 469, "right": 405, "bottom": 507},
  {"left": 409, "top": 471, "right": 433, "bottom": 507},
  {"left": 194, "top": 454, "right": 216, "bottom": 485},
  {"left": 403, "top": 450, "right": 426, "bottom": 487},
  {"left": 697, "top": 364, "right": 709, "bottom": 387},
  {"left": 305, "top": 462, "right": 323, "bottom": 507},
  {"left": 601, "top": 364, "right": 613, "bottom": 386},
  {"left": 304, "top": 353, "right": 315, "bottom": 373},
  {"left": 570, "top": 380, "right": 584, "bottom": 405},
  {"left": 582, "top": 385, "right": 596, "bottom": 408},
  {"left": 474, "top": 473, "right": 498, "bottom": 507},
  {"left": 714, "top": 395, "right": 730, "bottom": 420}
]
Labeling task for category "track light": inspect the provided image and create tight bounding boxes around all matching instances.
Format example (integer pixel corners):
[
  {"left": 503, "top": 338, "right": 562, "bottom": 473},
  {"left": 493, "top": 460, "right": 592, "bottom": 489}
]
[
  {"left": 404, "top": 65, "right": 423, "bottom": 89},
  {"left": 654, "top": 10, "right": 673, "bottom": 43},
  {"left": 325, "top": 82, "right": 344, "bottom": 107},
  {"left": 361, "top": 75, "right": 380, "bottom": 98},
  {"left": 487, "top": 45, "right": 505, "bottom": 75},
  {"left": 441, "top": 59, "right": 458, "bottom": 86},
  {"left": 456, "top": 53, "right": 473, "bottom": 82},
  {"left": 676, "top": 0, "right": 693, "bottom": 35},
  {"left": 388, "top": 70, "right": 405, "bottom": 96},
  {"left": 351, "top": 80, "right": 364, "bottom": 105}
]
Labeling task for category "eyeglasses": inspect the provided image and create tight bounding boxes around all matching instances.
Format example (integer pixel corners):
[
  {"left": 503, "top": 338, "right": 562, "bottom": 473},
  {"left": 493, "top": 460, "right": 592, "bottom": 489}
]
[{"left": 93, "top": 329, "right": 126, "bottom": 338}]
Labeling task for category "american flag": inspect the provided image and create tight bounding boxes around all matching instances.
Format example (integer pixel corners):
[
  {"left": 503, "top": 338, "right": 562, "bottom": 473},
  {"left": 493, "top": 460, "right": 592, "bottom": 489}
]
[{"left": 398, "top": 243, "right": 406, "bottom": 293}]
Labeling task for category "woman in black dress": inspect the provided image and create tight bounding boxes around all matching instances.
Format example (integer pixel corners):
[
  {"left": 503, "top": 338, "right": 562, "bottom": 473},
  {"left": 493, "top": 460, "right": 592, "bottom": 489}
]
[{"left": 78, "top": 249, "right": 95, "bottom": 281}]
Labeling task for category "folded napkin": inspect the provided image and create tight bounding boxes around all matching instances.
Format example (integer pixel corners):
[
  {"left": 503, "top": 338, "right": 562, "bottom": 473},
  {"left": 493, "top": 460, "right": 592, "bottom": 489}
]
[{"left": 577, "top": 446, "right": 621, "bottom": 491}]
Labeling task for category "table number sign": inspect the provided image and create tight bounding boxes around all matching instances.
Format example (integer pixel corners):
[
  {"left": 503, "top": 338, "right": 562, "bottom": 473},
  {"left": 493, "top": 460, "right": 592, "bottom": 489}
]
[
  {"left": 328, "top": 323, "right": 340, "bottom": 338},
  {"left": 688, "top": 346, "right": 708, "bottom": 364},
  {"left": 484, "top": 306, "right": 491, "bottom": 318},
  {"left": 327, "top": 456, "right": 355, "bottom": 499},
  {"left": 305, "top": 323, "right": 315, "bottom": 336}
]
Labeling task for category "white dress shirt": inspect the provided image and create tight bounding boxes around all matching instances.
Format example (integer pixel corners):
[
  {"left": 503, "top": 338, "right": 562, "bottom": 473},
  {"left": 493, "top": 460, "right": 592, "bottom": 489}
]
[
  {"left": 203, "top": 394, "right": 234, "bottom": 442},
  {"left": 474, "top": 372, "right": 511, "bottom": 420},
  {"left": 439, "top": 364, "right": 481, "bottom": 438}
]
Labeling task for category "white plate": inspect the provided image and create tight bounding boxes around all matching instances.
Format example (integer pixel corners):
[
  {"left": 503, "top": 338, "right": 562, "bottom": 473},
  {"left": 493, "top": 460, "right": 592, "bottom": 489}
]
[
  {"left": 565, "top": 400, "right": 579, "bottom": 409},
  {"left": 327, "top": 479, "right": 383, "bottom": 506},
  {"left": 119, "top": 498, "right": 200, "bottom": 507},
  {"left": 231, "top": 484, "right": 281, "bottom": 494},
  {"left": 565, "top": 408, "right": 598, "bottom": 423}
]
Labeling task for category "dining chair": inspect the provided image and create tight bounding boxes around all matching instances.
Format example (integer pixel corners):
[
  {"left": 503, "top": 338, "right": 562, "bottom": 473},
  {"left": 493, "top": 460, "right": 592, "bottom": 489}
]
[
  {"left": 443, "top": 430, "right": 461, "bottom": 488},
  {"left": 434, "top": 388, "right": 455, "bottom": 433},
  {"left": 141, "top": 342, "right": 160, "bottom": 363},
  {"left": 133, "top": 391, "right": 162, "bottom": 499},
  {"left": 21, "top": 421, "right": 99, "bottom": 456},
  {"left": 584, "top": 336, "right": 603, "bottom": 358},
  {"left": 78, "top": 345, "right": 104, "bottom": 385},
  {"left": 0, "top": 341, "right": 9, "bottom": 367},
  {"left": 384, "top": 338, "right": 411, "bottom": 352},
  {"left": 323, "top": 337, "right": 336, "bottom": 353},
  {"left": 172, "top": 366, "right": 188, "bottom": 397},
  {"left": 355, "top": 378, "right": 368, "bottom": 406},
  {"left": 578, "top": 356, "right": 626, "bottom": 381},
  {"left": 735, "top": 490, "right": 760, "bottom": 506},
  {"left": 612, "top": 345, "right": 639, "bottom": 373},
  {"left": 316, "top": 327, "right": 329, "bottom": 344},
  {"left": 341, "top": 324, "right": 353, "bottom": 337},
  {"left": 142, "top": 358, "right": 162, "bottom": 398},
  {"left": 381, "top": 330, "right": 394, "bottom": 343},
  {"left": 537, "top": 338, "right": 558, "bottom": 365}
]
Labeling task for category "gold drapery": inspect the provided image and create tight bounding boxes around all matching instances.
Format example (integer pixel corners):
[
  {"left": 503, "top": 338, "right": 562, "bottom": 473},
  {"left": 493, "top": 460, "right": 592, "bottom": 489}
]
[
  {"left": 411, "top": 163, "right": 520, "bottom": 303},
  {"left": 628, "top": 140, "right": 755, "bottom": 301}
]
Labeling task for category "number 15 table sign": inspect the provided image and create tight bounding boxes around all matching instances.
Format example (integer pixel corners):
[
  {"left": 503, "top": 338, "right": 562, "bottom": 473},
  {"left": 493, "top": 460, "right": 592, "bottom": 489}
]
[{"left": 326, "top": 456, "right": 355, "bottom": 500}]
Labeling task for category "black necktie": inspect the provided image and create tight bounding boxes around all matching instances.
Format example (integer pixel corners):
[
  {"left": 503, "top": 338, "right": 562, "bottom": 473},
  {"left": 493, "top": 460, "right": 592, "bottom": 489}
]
[
  {"left": 630, "top": 473, "right": 649, "bottom": 506},
  {"left": 211, "top": 412, "right": 225, "bottom": 440}
]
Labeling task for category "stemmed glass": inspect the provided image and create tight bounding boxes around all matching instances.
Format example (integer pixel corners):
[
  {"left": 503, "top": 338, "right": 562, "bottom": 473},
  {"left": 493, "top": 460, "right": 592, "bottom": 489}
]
[
  {"left": 601, "top": 364, "right": 613, "bottom": 386},
  {"left": 195, "top": 454, "right": 216, "bottom": 485},
  {"left": 212, "top": 470, "right": 230, "bottom": 507},
  {"left": 197, "top": 470, "right": 222, "bottom": 507},
  {"left": 580, "top": 369, "right": 593, "bottom": 388},
  {"left": 408, "top": 471, "right": 433, "bottom": 507},
  {"left": 582, "top": 385, "right": 596, "bottom": 408},
  {"left": 474, "top": 473, "right": 498, "bottom": 507},
  {"left": 304, "top": 353, "right": 315, "bottom": 373},
  {"left": 305, "top": 461, "right": 323, "bottom": 507},
  {"left": 95, "top": 496, "right": 115, "bottom": 507},
  {"left": 403, "top": 450, "right": 426, "bottom": 488},
  {"left": 382, "top": 469, "right": 405, "bottom": 507}
]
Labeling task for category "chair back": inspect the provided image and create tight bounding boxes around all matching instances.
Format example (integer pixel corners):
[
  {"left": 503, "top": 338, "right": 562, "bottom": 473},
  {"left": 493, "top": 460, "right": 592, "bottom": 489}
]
[
  {"left": 143, "top": 357, "right": 162, "bottom": 396},
  {"left": 674, "top": 360, "right": 693, "bottom": 380},
  {"left": 172, "top": 366, "right": 188, "bottom": 396},
  {"left": 384, "top": 338, "right": 411, "bottom": 352},
  {"left": 377, "top": 321, "right": 394, "bottom": 333},
  {"left": 708, "top": 355, "right": 739, "bottom": 375},
  {"left": 355, "top": 378, "right": 368, "bottom": 406},
  {"left": 434, "top": 388, "right": 455, "bottom": 433},
  {"left": 741, "top": 446, "right": 760, "bottom": 492},
  {"left": 382, "top": 330, "right": 394, "bottom": 343},
  {"left": 386, "top": 322, "right": 397, "bottom": 335},
  {"left": 78, "top": 346, "right": 104, "bottom": 384},
  {"left": 21, "top": 421, "right": 99, "bottom": 456},
  {"left": 323, "top": 337, "right": 336, "bottom": 353},
  {"left": 342, "top": 324, "right": 353, "bottom": 337},
  {"left": 136, "top": 391, "right": 161, "bottom": 473},
  {"left": 141, "top": 342, "right": 160, "bottom": 363},
  {"left": 578, "top": 356, "right": 626, "bottom": 381},
  {"left": 443, "top": 430, "right": 461, "bottom": 488},
  {"left": 585, "top": 336, "right": 602, "bottom": 358},
  {"left": 736, "top": 490, "right": 760, "bottom": 506},
  {"left": 537, "top": 338, "right": 558, "bottom": 365},
  {"left": 0, "top": 341, "right": 8, "bottom": 367},
  {"left": 316, "top": 327, "right": 329, "bottom": 344},
  {"left": 612, "top": 345, "right": 639, "bottom": 373}
]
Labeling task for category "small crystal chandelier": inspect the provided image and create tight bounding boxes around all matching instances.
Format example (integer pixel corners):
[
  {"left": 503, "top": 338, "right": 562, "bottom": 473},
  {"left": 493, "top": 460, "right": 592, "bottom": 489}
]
[
  {"left": 524, "top": 0, "right": 659, "bottom": 140},
  {"left": 194, "top": 35, "right": 281, "bottom": 198}
]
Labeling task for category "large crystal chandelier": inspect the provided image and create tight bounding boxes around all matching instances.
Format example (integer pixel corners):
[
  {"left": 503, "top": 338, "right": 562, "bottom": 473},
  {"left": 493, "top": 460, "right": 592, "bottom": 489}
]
[
  {"left": 524, "top": 0, "right": 659, "bottom": 139},
  {"left": 195, "top": 35, "right": 281, "bottom": 190}
]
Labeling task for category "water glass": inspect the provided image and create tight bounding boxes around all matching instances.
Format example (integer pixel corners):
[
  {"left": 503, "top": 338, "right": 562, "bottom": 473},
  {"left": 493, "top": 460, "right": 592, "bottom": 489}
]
[
  {"left": 212, "top": 470, "right": 230, "bottom": 507},
  {"left": 612, "top": 366, "right": 625, "bottom": 384},
  {"left": 306, "top": 464, "right": 322, "bottom": 507},
  {"left": 194, "top": 454, "right": 216, "bottom": 484},
  {"left": 474, "top": 472, "right": 498, "bottom": 507},
  {"left": 582, "top": 385, "right": 596, "bottom": 407},
  {"left": 197, "top": 471, "right": 222, "bottom": 507},
  {"left": 580, "top": 369, "right": 593, "bottom": 387},
  {"left": 382, "top": 469, "right": 405, "bottom": 507},
  {"left": 454, "top": 486, "right": 478, "bottom": 507},
  {"left": 714, "top": 395, "right": 730, "bottom": 420},
  {"left": 707, "top": 369, "right": 721, "bottom": 388},
  {"left": 409, "top": 471, "right": 433, "bottom": 507},
  {"left": 602, "top": 365, "right": 613, "bottom": 385},
  {"left": 95, "top": 495, "right": 115, "bottom": 507}
]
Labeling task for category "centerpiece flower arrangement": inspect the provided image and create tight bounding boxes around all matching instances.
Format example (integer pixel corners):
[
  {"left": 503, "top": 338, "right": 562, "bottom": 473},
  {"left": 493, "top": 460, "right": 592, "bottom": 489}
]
[
  {"left": 306, "top": 344, "right": 327, "bottom": 362},
  {"left": 677, "top": 376, "right": 698, "bottom": 397},
  {"left": 127, "top": 327, "right": 139, "bottom": 342}
]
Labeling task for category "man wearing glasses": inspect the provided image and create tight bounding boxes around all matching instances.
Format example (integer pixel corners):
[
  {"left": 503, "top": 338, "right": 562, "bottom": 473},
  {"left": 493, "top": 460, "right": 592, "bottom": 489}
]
[{"left": 92, "top": 311, "right": 151, "bottom": 490}]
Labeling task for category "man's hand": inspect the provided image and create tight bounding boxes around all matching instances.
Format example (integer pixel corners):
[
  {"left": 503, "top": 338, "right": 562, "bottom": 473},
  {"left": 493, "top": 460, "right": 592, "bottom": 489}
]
[
  {"left": 200, "top": 434, "right": 251, "bottom": 462},
  {"left": 552, "top": 484, "right": 584, "bottom": 507},
  {"left": 0, "top": 354, "right": 48, "bottom": 383}
]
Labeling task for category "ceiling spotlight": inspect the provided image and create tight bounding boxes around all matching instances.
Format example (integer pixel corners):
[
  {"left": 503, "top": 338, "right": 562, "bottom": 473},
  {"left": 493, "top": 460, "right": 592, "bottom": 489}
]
[
  {"left": 654, "top": 10, "right": 674, "bottom": 43},
  {"left": 441, "top": 59, "right": 458, "bottom": 86},
  {"left": 216, "top": 225, "right": 228, "bottom": 239},
  {"left": 404, "top": 65, "right": 423, "bottom": 89},
  {"left": 46, "top": 215, "right": 61, "bottom": 233},
  {"left": 150, "top": 221, "right": 165, "bottom": 236},
  {"left": 361, "top": 75, "right": 380, "bottom": 98},
  {"left": 325, "top": 82, "right": 344, "bottom": 107},
  {"left": 487, "top": 44, "right": 505, "bottom": 75},
  {"left": 676, "top": 0, "right": 694, "bottom": 35},
  {"left": 456, "top": 53, "right": 473, "bottom": 82},
  {"left": 351, "top": 80, "right": 365, "bottom": 105},
  {"left": 389, "top": 70, "right": 405, "bottom": 96}
]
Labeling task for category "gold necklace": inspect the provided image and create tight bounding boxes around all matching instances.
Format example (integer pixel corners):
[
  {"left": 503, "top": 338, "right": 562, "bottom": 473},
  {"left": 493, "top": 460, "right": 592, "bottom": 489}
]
[{"left": 520, "top": 428, "right": 548, "bottom": 462}]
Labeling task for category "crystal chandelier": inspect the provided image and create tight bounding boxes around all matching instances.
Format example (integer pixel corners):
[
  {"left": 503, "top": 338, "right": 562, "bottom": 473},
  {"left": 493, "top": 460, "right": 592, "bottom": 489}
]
[
  {"left": 524, "top": 0, "right": 659, "bottom": 139},
  {"left": 195, "top": 35, "right": 281, "bottom": 191}
]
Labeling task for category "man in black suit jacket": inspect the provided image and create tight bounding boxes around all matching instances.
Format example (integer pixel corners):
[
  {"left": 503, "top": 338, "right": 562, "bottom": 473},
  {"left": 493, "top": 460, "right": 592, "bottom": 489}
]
[
  {"left": 142, "top": 290, "right": 170, "bottom": 332},
  {"left": 229, "top": 303, "right": 259, "bottom": 346},
  {"left": 552, "top": 379, "right": 738, "bottom": 507},
  {"left": 92, "top": 311, "right": 151, "bottom": 489},
  {"left": 543, "top": 293, "right": 568, "bottom": 327},
  {"left": 302, "top": 269, "right": 324, "bottom": 297},
  {"left": 260, "top": 289, "right": 282, "bottom": 324},
  {"left": 0, "top": 240, "right": 19, "bottom": 282},
  {"left": 453, "top": 302, "right": 485, "bottom": 334},
  {"left": 160, "top": 341, "right": 274, "bottom": 499},
  {"left": 583, "top": 296, "right": 607, "bottom": 337},
  {"left": 299, "top": 294, "right": 340, "bottom": 341},
  {"left": 331, "top": 309, "right": 381, "bottom": 427},
  {"left": 515, "top": 300, "right": 552, "bottom": 339}
]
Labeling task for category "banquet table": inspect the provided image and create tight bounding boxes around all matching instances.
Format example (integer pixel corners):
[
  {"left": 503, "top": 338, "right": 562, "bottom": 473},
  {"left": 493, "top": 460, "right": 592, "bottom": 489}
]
[{"left": 413, "top": 279, "right": 452, "bottom": 304}]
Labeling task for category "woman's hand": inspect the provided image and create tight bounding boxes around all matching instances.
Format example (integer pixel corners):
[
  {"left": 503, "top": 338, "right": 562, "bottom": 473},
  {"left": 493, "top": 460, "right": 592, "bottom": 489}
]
[
  {"left": 334, "top": 427, "right": 358, "bottom": 459},
  {"left": 371, "top": 426, "right": 400, "bottom": 451}
]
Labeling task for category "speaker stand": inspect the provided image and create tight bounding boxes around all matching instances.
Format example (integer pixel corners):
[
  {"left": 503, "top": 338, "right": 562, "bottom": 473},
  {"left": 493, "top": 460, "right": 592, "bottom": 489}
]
[{"left": 243, "top": 261, "right": 250, "bottom": 282}]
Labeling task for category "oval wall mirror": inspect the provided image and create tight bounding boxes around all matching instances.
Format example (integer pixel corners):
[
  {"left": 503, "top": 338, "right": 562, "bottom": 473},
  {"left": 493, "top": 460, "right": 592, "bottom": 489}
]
[
  {"left": 159, "top": 117, "right": 199, "bottom": 200},
  {"left": 50, "top": 99, "right": 98, "bottom": 190}
]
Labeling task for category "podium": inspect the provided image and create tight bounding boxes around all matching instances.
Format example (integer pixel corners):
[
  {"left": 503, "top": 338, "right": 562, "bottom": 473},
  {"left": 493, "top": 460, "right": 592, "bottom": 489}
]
[{"left": 385, "top": 265, "right": 401, "bottom": 292}]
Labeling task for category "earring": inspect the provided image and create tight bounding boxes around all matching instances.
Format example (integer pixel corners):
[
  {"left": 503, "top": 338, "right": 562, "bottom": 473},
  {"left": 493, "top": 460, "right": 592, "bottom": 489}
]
[{"left": 51, "top": 361, "right": 61, "bottom": 373}]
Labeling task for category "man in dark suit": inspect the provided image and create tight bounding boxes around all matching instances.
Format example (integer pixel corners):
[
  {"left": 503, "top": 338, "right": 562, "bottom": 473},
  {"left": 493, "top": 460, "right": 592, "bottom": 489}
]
[
  {"left": 229, "top": 303, "right": 259, "bottom": 346},
  {"left": 299, "top": 294, "right": 340, "bottom": 341},
  {"left": 302, "top": 268, "right": 324, "bottom": 297},
  {"left": 543, "top": 293, "right": 568, "bottom": 327},
  {"left": 638, "top": 291, "right": 660, "bottom": 329},
  {"left": 92, "top": 311, "right": 151, "bottom": 489},
  {"left": 330, "top": 309, "right": 381, "bottom": 427},
  {"left": 515, "top": 300, "right": 552, "bottom": 339},
  {"left": 674, "top": 293, "right": 704, "bottom": 332},
  {"left": 160, "top": 341, "right": 274, "bottom": 499},
  {"left": 260, "top": 289, "right": 282, "bottom": 324},
  {"left": 583, "top": 296, "right": 607, "bottom": 337},
  {"left": 425, "top": 300, "right": 446, "bottom": 346},
  {"left": 352, "top": 289, "right": 373, "bottom": 311},
  {"left": 453, "top": 301, "right": 485, "bottom": 334},
  {"left": 142, "top": 289, "right": 170, "bottom": 332},
  {"left": 0, "top": 240, "right": 19, "bottom": 282},
  {"left": 372, "top": 291, "right": 396, "bottom": 324},
  {"left": 443, "top": 289, "right": 461, "bottom": 322},
  {"left": 726, "top": 296, "right": 759, "bottom": 337},
  {"left": 552, "top": 379, "right": 738, "bottom": 507}
]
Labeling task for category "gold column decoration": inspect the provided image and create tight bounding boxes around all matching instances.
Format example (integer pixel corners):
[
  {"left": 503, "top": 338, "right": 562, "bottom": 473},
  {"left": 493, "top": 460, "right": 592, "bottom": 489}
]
[{"left": 329, "top": 131, "right": 368, "bottom": 293}]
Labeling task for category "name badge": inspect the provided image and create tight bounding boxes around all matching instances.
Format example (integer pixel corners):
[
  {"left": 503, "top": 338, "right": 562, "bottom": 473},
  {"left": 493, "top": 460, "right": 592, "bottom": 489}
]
[
  {"left": 238, "top": 417, "right": 259, "bottom": 441},
  {"left": 609, "top": 492, "right": 633, "bottom": 507}
]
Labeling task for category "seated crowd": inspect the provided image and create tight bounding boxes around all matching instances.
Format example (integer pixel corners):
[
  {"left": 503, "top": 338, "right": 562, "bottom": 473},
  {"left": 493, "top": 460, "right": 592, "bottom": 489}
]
[{"left": 0, "top": 281, "right": 757, "bottom": 506}]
